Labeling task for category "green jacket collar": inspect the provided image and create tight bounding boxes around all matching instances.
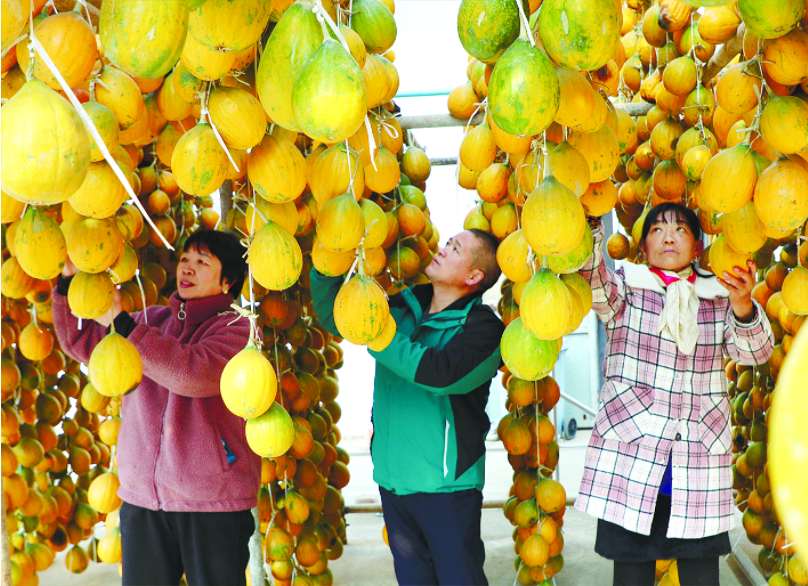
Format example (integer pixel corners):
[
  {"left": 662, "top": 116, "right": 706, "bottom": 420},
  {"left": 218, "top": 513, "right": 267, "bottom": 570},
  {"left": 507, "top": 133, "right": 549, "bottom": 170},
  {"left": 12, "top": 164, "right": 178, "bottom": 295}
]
[{"left": 400, "top": 284, "right": 484, "bottom": 328}]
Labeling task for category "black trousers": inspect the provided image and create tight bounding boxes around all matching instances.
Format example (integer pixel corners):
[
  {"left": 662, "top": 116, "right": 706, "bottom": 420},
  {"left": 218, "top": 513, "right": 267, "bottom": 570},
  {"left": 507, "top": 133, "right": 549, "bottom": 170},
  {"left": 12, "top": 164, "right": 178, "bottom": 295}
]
[
  {"left": 379, "top": 487, "right": 487, "bottom": 586},
  {"left": 120, "top": 502, "right": 254, "bottom": 586},
  {"left": 614, "top": 558, "right": 720, "bottom": 586}
]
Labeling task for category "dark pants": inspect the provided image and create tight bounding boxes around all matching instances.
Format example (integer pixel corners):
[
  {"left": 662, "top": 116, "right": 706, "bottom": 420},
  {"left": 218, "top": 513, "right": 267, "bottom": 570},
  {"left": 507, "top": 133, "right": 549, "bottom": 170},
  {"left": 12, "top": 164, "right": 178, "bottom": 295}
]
[
  {"left": 614, "top": 557, "right": 720, "bottom": 586},
  {"left": 379, "top": 486, "right": 487, "bottom": 586},
  {"left": 120, "top": 502, "right": 254, "bottom": 586}
]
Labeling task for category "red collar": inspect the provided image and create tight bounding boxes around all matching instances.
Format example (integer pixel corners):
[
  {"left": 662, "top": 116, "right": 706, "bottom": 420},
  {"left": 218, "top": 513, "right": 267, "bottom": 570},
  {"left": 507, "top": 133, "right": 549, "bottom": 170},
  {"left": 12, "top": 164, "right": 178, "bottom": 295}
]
[{"left": 649, "top": 267, "right": 697, "bottom": 287}]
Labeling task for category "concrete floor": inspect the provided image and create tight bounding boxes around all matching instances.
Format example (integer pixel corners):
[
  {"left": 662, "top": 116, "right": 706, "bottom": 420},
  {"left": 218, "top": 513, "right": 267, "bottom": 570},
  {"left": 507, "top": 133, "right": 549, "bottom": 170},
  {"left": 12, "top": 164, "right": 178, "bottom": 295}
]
[
  {"left": 36, "top": 506, "right": 753, "bottom": 586},
  {"left": 37, "top": 435, "right": 757, "bottom": 586}
]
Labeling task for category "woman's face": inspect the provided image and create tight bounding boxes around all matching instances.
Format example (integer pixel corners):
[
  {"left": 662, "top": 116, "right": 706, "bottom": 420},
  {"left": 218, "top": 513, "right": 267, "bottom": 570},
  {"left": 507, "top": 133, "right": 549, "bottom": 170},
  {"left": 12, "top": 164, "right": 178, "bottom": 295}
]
[
  {"left": 639, "top": 210, "right": 703, "bottom": 272},
  {"left": 176, "top": 245, "right": 229, "bottom": 300}
]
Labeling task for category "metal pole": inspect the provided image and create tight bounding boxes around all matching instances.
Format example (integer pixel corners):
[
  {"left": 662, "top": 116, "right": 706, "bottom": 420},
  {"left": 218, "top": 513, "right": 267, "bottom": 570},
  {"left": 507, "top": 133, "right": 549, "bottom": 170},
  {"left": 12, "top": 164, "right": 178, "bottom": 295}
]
[
  {"left": 398, "top": 112, "right": 485, "bottom": 130},
  {"left": 396, "top": 102, "right": 653, "bottom": 131},
  {"left": 343, "top": 497, "right": 577, "bottom": 515},
  {"left": 552, "top": 401, "right": 560, "bottom": 483},
  {"left": 427, "top": 157, "right": 460, "bottom": 167},
  {"left": 560, "top": 391, "right": 598, "bottom": 417},
  {"left": 587, "top": 311, "right": 601, "bottom": 425}
]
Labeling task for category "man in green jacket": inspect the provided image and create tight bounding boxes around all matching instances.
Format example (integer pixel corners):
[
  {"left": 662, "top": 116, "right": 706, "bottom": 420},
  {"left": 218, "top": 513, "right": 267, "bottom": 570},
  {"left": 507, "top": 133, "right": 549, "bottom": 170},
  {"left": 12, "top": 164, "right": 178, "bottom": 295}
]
[{"left": 311, "top": 228, "right": 504, "bottom": 586}]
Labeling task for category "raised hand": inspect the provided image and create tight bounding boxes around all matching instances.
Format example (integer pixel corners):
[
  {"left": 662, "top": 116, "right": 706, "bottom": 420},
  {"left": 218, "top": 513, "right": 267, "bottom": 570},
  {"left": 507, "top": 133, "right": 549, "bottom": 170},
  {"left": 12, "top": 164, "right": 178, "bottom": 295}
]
[{"left": 718, "top": 260, "right": 757, "bottom": 323}]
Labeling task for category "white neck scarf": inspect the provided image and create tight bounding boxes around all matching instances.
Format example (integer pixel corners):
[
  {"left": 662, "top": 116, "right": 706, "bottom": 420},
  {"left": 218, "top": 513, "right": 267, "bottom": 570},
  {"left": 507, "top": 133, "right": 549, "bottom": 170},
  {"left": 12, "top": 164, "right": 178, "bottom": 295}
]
[{"left": 651, "top": 265, "right": 700, "bottom": 356}]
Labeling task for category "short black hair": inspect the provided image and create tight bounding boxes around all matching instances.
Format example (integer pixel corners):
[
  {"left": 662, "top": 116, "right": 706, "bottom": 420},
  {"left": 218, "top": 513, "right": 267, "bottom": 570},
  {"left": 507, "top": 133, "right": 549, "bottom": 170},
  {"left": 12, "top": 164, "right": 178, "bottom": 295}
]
[
  {"left": 468, "top": 228, "right": 502, "bottom": 293},
  {"left": 640, "top": 202, "right": 702, "bottom": 246},
  {"left": 183, "top": 230, "right": 247, "bottom": 300}
]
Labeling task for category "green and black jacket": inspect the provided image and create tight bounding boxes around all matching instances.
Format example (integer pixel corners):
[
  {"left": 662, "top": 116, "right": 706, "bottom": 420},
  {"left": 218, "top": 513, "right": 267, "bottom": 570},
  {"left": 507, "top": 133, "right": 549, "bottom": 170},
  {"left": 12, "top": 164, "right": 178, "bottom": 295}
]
[{"left": 311, "top": 269, "right": 504, "bottom": 495}]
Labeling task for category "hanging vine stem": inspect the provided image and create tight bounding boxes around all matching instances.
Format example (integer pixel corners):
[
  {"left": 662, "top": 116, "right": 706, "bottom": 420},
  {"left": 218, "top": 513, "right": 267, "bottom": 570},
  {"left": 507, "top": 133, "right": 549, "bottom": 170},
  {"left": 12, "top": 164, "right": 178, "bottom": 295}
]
[
  {"left": 343, "top": 230, "right": 374, "bottom": 286},
  {"left": 262, "top": 485, "right": 275, "bottom": 581},
  {"left": 25, "top": 2, "right": 36, "bottom": 82},
  {"left": 133, "top": 270, "right": 149, "bottom": 325},
  {"left": 344, "top": 140, "right": 358, "bottom": 199},
  {"left": 732, "top": 57, "right": 770, "bottom": 149},
  {"left": 455, "top": 98, "right": 489, "bottom": 211},
  {"left": 1, "top": 33, "right": 27, "bottom": 60},
  {"left": 75, "top": 0, "right": 94, "bottom": 29},
  {"left": 107, "top": 298, "right": 116, "bottom": 334},
  {"left": 514, "top": 0, "right": 535, "bottom": 47},
  {"left": 512, "top": 561, "right": 525, "bottom": 586},
  {"left": 312, "top": 0, "right": 352, "bottom": 54},
  {"left": 29, "top": 304, "right": 39, "bottom": 330},
  {"left": 247, "top": 217, "right": 258, "bottom": 318},
  {"left": 686, "top": 12, "right": 710, "bottom": 149}
]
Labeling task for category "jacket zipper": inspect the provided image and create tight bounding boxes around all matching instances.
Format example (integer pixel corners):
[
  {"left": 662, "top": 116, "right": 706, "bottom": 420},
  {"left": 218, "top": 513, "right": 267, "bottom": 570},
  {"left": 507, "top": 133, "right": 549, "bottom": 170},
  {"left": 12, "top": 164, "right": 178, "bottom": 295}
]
[
  {"left": 153, "top": 302, "right": 186, "bottom": 508},
  {"left": 443, "top": 420, "right": 450, "bottom": 478}
]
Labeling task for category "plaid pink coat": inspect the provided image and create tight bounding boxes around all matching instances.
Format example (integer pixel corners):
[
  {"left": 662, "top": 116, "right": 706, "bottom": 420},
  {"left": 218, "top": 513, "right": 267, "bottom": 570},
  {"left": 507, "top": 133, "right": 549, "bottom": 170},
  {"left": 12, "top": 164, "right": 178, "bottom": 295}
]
[{"left": 574, "top": 226, "right": 774, "bottom": 539}]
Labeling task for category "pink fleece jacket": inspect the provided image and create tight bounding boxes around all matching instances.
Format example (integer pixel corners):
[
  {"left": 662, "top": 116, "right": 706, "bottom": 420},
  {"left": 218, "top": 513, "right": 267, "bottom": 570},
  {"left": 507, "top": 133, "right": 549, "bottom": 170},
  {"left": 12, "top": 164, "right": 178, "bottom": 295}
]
[{"left": 53, "top": 289, "right": 261, "bottom": 512}]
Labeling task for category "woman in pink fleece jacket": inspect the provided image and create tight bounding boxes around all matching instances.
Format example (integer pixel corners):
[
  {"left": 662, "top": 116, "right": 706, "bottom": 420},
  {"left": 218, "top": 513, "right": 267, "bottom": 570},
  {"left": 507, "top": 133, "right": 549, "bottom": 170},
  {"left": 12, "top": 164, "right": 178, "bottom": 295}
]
[{"left": 53, "top": 230, "right": 260, "bottom": 586}]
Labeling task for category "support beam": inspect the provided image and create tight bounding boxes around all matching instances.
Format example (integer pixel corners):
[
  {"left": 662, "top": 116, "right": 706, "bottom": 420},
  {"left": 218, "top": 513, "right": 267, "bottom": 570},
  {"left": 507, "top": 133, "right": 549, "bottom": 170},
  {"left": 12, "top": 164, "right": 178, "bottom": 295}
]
[
  {"left": 428, "top": 157, "right": 459, "bottom": 167},
  {"left": 398, "top": 112, "right": 485, "bottom": 130},
  {"left": 702, "top": 23, "right": 746, "bottom": 86},
  {"left": 561, "top": 390, "right": 598, "bottom": 418},
  {"left": 397, "top": 101, "right": 653, "bottom": 132}
]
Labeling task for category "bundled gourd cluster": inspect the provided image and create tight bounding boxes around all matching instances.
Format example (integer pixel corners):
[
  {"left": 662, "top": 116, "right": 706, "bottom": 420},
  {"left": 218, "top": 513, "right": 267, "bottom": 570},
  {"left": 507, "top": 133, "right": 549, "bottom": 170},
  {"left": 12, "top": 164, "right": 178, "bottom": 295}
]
[
  {"left": 724, "top": 252, "right": 808, "bottom": 585},
  {"left": 497, "top": 376, "right": 568, "bottom": 583},
  {"left": 452, "top": 0, "right": 631, "bottom": 582},
  {"left": 451, "top": 0, "right": 626, "bottom": 384},
  {"left": 1, "top": 0, "right": 442, "bottom": 584},
  {"left": 452, "top": 0, "right": 808, "bottom": 583}
]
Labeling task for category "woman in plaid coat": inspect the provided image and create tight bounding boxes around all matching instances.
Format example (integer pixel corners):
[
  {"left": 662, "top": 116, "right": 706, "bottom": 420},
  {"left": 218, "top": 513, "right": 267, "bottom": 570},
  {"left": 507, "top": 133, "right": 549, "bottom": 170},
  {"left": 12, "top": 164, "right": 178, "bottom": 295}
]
[{"left": 575, "top": 203, "right": 774, "bottom": 586}]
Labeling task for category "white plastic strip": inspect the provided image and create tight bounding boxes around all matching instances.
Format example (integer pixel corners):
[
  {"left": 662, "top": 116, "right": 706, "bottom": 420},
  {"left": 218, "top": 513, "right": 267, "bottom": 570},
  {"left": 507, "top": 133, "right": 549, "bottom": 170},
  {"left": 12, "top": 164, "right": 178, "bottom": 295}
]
[
  {"left": 28, "top": 34, "right": 174, "bottom": 250},
  {"left": 364, "top": 115, "right": 379, "bottom": 171},
  {"left": 201, "top": 91, "right": 240, "bottom": 173}
]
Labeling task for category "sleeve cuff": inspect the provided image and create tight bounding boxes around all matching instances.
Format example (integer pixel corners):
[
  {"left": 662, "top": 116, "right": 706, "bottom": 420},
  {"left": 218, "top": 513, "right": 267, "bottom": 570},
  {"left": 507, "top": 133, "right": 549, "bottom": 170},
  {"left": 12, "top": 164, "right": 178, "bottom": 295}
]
[
  {"left": 107, "top": 312, "right": 137, "bottom": 338},
  {"left": 56, "top": 274, "right": 73, "bottom": 296},
  {"left": 731, "top": 302, "right": 761, "bottom": 329}
]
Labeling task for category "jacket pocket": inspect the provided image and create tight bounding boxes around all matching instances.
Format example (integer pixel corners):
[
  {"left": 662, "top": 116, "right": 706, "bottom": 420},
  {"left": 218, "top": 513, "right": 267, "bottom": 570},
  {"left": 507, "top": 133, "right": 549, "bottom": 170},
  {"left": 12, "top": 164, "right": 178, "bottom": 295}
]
[
  {"left": 210, "top": 422, "right": 231, "bottom": 473},
  {"left": 698, "top": 394, "right": 732, "bottom": 455},
  {"left": 593, "top": 381, "right": 652, "bottom": 445}
]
